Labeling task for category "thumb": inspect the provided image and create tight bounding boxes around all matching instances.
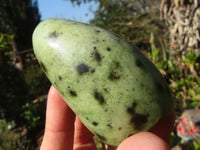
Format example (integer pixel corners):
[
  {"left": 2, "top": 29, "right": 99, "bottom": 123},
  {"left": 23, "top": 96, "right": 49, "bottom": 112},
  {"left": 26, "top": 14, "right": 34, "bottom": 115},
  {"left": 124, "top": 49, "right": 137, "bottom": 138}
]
[{"left": 117, "top": 132, "right": 169, "bottom": 150}]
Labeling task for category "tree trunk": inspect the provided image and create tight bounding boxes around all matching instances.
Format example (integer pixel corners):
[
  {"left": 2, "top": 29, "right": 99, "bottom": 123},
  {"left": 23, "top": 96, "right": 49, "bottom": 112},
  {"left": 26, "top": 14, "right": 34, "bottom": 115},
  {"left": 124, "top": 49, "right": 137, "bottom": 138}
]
[{"left": 160, "top": 0, "right": 200, "bottom": 59}]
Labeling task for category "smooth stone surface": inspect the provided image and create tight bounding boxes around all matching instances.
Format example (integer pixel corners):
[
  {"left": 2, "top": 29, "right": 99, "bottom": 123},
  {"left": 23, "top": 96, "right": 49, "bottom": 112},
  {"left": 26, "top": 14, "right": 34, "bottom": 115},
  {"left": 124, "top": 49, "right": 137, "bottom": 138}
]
[{"left": 32, "top": 18, "right": 173, "bottom": 146}]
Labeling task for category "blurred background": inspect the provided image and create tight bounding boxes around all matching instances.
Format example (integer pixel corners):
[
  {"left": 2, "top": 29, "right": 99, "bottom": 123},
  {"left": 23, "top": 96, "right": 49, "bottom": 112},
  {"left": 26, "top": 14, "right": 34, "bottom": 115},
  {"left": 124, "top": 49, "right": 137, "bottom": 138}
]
[{"left": 0, "top": 0, "right": 200, "bottom": 149}]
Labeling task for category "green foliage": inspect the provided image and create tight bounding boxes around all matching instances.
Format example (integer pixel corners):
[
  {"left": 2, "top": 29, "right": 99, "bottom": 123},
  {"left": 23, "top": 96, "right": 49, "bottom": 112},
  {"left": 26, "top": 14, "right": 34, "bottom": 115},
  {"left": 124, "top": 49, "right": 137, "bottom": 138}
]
[
  {"left": 0, "top": 33, "right": 47, "bottom": 148},
  {"left": 147, "top": 33, "right": 200, "bottom": 111},
  {"left": 0, "top": 33, "right": 28, "bottom": 122},
  {"left": 94, "top": 136, "right": 104, "bottom": 150},
  {"left": 23, "top": 63, "right": 50, "bottom": 97},
  {"left": 0, "top": 0, "right": 44, "bottom": 148},
  {"left": 191, "top": 141, "right": 200, "bottom": 150},
  {"left": 0, "top": 33, "right": 14, "bottom": 65},
  {"left": 149, "top": 36, "right": 200, "bottom": 149},
  {"left": 183, "top": 51, "right": 199, "bottom": 64},
  {"left": 21, "top": 64, "right": 49, "bottom": 130},
  {"left": 0, "top": 119, "right": 32, "bottom": 150},
  {"left": 169, "top": 52, "right": 200, "bottom": 110},
  {"left": 0, "top": 119, "right": 16, "bottom": 150},
  {"left": 170, "top": 132, "right": 181, "bottom": 148},
  {"left": 0, "top": 33, "right": 14, "bottom": 50},
  {"left": 171, "top": 75, "right": 200, "bottom": 107},
  {"left": 0, "top": 0, "right": 40, "bottom": 50},
  {"left": 147, "top": 33, "right": 178, "bottom": 76},
  {"left": 21, "top": 102, "right": 41, "bottom": 130},
  {"left": 170, "top": 132, "right": 200, "bottom": 149}
]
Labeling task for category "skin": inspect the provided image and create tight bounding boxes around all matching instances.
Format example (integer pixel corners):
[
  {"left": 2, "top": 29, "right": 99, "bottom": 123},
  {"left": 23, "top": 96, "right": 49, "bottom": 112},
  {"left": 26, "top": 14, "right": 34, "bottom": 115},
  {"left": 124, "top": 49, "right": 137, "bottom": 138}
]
[{"left": 40, "top": 86, "right": 175, "bottom": 150}]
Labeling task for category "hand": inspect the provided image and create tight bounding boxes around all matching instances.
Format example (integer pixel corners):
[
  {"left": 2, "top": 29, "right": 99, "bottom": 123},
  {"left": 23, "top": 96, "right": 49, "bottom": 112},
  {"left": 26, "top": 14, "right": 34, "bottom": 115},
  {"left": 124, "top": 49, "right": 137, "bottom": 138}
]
[{"left": 40, "top": 86, "right": 175, "bottom": 150}]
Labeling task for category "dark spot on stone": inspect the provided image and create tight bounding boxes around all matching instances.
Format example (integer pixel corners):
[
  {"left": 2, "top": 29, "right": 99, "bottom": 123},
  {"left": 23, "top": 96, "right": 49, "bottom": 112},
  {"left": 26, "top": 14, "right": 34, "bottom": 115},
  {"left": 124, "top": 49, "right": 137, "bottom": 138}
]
[
  {"left": 92, "top": 47, "right": 102, "bottom": 63},
  {"left": 107, "top": 47, "right": 111, "bottom": 51},
  {"left": 58, "top": 76, "right": 62, "bottom": 80},
  {"left": 96, "top": 30, "right": 100, "bottom": 33},
  {"left": 114, "top": 61, "right": 120, "bottom": 68},
  {"left": 136, "top": 59, "right": 144, "bottom": 68},
  {"left": 69, "top": 90, "right": 77, "bottom": 97},
  {"left": 127, "top": 102, "right": 137, "bottom": 114},
  {"left": 127, "top": 102, "right": 149, "bottom": 130},
  {"left": 108, "top": 61, "right": 123, "bottom": 81},
  {"left": 104, "top": 88, "right": 108, "bottom": 93},
  {"left": 131, "top": 113, "right": 149, "bottom": 130},
  {"left": 96, "top": 133, "right": 107, "bottom": 142},
  {"left": 92, "top": 122, "right": 98, "bottom": 126},
  {"left": 40, "top": 62, "right": 47, "bottom": 72},
  {"left": 76, "top": 63, "right": 89, "bottom": 75},
  {"left": 94, "top": 91, "right": 105, "bottom": 104},
  {"left": 94, "top": 51, "right": 102, "bottom": 62},
  {"left": 91, "top": 69, "right": 95, "bottom": 73},
  {"left": 49, "top": 31, "right": 58, "bottom": 38},
  {"left": 109, "top": 71, "right": 121, "bottom": 81},
  {"left": 109, "top": 61, "right": 122, "bottom": 81},
  {"left": 53, "top": 82, "right": 57, "bottom": 87},
  {"left": 107, "top": 124, "right": 113, "bottom": 128}
]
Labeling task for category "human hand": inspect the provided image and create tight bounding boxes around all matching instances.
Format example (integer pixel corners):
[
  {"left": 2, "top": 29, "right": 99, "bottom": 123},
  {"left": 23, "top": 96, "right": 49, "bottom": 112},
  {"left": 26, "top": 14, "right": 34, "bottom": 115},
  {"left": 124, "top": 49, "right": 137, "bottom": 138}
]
[{"left": 40, "top": 86, "right": 175, "bottom": 150}]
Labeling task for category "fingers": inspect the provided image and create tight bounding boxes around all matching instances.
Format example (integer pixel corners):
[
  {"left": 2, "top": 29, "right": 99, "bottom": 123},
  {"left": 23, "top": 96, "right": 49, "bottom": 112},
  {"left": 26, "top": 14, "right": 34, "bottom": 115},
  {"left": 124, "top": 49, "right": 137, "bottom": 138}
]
[
  {"left": 40, "top": 86, "right": 175, "bottom": 150},
  {"left": 117, "top": 132, "right": 169, "bottom": 150},
  {"left": 40, "top": 86, "right": 76, "bottom": 150},
  {"left": 73, "top": 116, "right": 97, "bottom": 150}
]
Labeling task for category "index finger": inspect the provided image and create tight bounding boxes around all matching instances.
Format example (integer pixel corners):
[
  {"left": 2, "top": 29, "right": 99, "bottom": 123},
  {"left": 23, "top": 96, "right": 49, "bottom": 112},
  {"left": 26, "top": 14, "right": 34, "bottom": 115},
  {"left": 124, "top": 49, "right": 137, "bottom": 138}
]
[{"left": 40, "top": 86, "right": 76, "bottom": 150}]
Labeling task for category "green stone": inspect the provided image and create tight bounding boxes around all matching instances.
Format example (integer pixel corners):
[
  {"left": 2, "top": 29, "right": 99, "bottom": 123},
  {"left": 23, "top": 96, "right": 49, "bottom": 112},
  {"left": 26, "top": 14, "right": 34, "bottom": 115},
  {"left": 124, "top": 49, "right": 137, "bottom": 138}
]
[{"left": 32, "top": 18, "right": 173, "bottom": 146}]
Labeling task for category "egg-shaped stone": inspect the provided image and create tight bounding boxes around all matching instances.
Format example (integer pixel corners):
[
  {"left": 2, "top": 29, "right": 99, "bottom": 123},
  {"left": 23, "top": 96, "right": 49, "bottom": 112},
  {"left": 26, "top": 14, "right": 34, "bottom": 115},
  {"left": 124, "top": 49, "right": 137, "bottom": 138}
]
[{"left": 32, "top": 18, "right": 173, "bottom": 146}]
